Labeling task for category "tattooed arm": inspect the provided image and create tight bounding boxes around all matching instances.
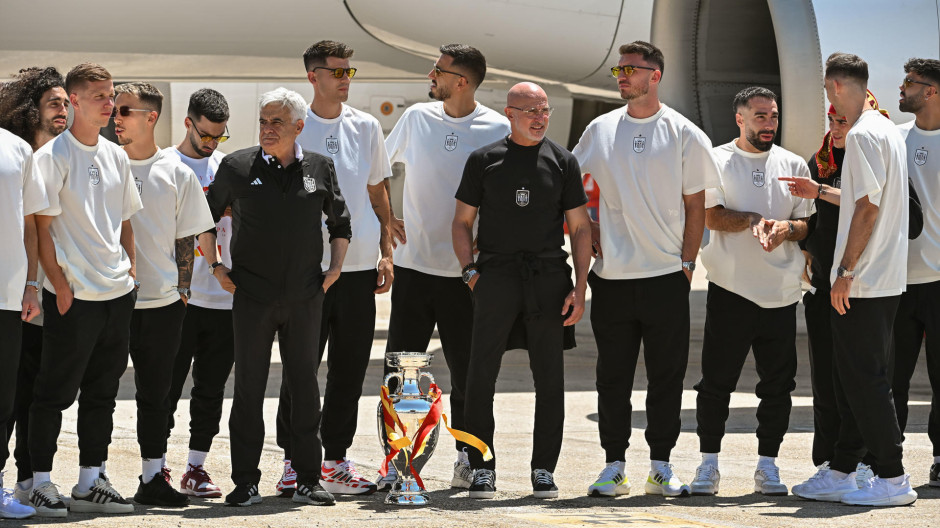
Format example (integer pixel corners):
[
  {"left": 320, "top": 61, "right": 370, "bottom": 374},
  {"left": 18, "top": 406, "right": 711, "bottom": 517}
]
[{"left": 176, "top": 236, "right": 195, "bottom": 303}]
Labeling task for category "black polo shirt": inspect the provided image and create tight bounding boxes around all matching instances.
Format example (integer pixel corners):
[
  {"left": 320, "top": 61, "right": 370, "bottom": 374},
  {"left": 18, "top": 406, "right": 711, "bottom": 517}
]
[
  {"left": 205, "top": 145, "right": 351, "bottom": 302},
  {"left": 455, "top": 136, "right": 587, "bottom": 258}
]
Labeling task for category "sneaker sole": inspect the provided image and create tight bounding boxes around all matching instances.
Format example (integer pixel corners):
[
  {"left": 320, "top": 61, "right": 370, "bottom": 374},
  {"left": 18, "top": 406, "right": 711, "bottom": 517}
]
[
  {"left": 841, "top": 491, "right": 918, "bottom": 507},
  {"left": 451, "top": 478, "right": 471, "bottom": 489},
  {"left": 929, "top": 480, "right": 940, "bottom": 488},
  {"left": 180, "top": 488, "right": 223, "bottom": 498},
  {"left": 469, "top": 490, "right": 495, "bottom": 499},
  {"left": 69, "top": 501, "right": 134, "bottom": 514},
  {"left": 292, "top": 494, "right": 335, "bottom": 506},
  {"left": 793, "top": 490, "right": 853, "bottom": 502},
  {"left": 533, "top": 490, "right": 558, "bottom": 499},
  {"left": 226, "top": 495, "right": 262, "bottom": 506},
  {"left": 0, "top": 510, "right": 37, "bottom": 520},
  {"left": 274, "top": 488, "right": 295, "bottom": 498},
  {"left": 644, "top": 483, "right": 690, "bottom": 497},
  {"left": 319, "top": 480, "right": 377, "bottom": 496},
  {"left": 755, "top": 486, "right": 788, "bottom": 496},
  {"left": 588, "top": 485, "right": 630, "bottom": 497},
  {"left": 33, "top": 507, "right": 68, "bottom": 518},
  {"left": 690, "top": 486, "right": 718, "bottom": 496}
]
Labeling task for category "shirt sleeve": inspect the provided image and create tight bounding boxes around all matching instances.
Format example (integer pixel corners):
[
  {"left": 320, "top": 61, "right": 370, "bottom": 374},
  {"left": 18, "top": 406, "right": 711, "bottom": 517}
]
[
  {"left": 174, "top": 165, "right": 216, "bottom": 238},
  {"left": 322, "top": 157, "right": 352, "bottom": 241},
  {"left": 844, "top": 133, "right": 885, "bottom": 206},
  {"left": 561, "top": 152, "right": 588, "bottom": 211},
  {"left": 34, "top": 148, "right": 64, "bottom": 216},
  {"left": 121, "top": 154, "right": 144, "bottom": 221},
  {"left": 454, "top": 151, "right": 484, "bottom": 207},
  {"left": 790, "top": 160, "right": 815, "bottom": 218},
  {"left": 21, "top": 148, "right": 49, "bottom": 215},
  {"left": 205, "top": 156, "right": 236, "bottom": 223},
  {"left": 368, "top": 120, "right": 393, "bottom": 186},
  {"left": 384, "top": 110, "right": 409, "bottom": 165},
  {"left": 683, "top": 128, "right": 720, "bottom": 195},
  {"left": 571, "top": 124, "right": 593, "bottom": 175}
]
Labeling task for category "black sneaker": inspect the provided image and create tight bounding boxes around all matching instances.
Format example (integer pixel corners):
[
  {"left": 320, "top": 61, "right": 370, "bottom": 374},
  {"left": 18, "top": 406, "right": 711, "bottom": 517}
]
[
  {"left": 531, "top": 469, "right": 558, "bottom": 499},
  {"left": 292, "top": 481, "right": 335, "bottom": 506},
  {"left": 225, "top": 483, "right": 261, "bottom": 506},
  {"left": 930, "top": 463, "right": 940, "bottom": 487},
  {"left": 134, "top": 473, "right": 190, "bottom": 506},
  {"left": 469, "top": 469, "right": 496, "bottom": 499}
]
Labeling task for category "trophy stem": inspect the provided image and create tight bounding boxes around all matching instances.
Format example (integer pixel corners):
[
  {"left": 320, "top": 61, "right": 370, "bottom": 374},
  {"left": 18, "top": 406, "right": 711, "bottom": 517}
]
[{"left": 384, "top": 476, "right": 430, "bottom": 506}]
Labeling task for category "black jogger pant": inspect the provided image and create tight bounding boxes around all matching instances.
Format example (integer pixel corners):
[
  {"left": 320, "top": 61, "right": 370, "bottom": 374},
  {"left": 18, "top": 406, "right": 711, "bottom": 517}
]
[
  {"left": 590, "top": 270, "right": 690, "bottom": 462},
  {"left": 9, "top": 322, "right": 43, "bottom": 481},
  {"left": 385, "top": 265, "right": 473, "bottom": 453},
  {"left": 165, "top": 304, "right": 235, "bottom": 453},
  {"left": 830, "top": 295, "right": 905, "bottom": 478},
  {"left": 803, "top": 288, "right": 841, "bottom": 466},
  {"left": 29, "top": 289, "right": 135, "bottom": 470},
  {"left": 0, "top": 310, "right": 23, "bottom": 471},
  {"left": 130, "top": 300, "right": 187, "bottom": 459},
  {"left": 694, "top": 283, "right": 797, "bottom": 457},
  {"left": 276, "top": 269, "right": 377, "bottom": 461}
]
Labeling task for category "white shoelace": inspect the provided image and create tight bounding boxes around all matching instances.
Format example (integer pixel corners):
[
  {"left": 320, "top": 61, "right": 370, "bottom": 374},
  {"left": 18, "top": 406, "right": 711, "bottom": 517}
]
[
  {"left": 808, "top": 463, "right": 831, "bottom": 481},
  {"left": 473, "top": 470, "right": 495, "bottom": 487},
  {"left": 695, "top": 465, "right": 717, "bottom": 481},
  {"left": 658, "top": 463, "right": 677, "bottom": 480},
  {"left": 758, "top": 465, "right": 781, "bottom": 482},
  {"left": 596, "top": 462, "right": 623, "bottom": 482},
  {"left": 340, "top": 458, "right": 365, "bottom": 480},
  {"left": 533, "top": 470, "right": 553, "bottom": 486}
]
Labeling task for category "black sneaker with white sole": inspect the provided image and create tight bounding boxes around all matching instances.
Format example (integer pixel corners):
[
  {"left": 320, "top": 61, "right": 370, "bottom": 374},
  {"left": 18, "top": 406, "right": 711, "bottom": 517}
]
[
  {"left": 70, "top": 478, "right": 134, "bottom": 514},
  {"left": 469, "top": 469, "right": 496, "bottom": 499},
  {"left": 292, "top": 481, "right": 335, "bottom": 506},
  {"left": 930, "top": 463, "right": 940, "bottom": 487},
  {"left": 134, "top": 473, "right": 190, "bottom": 506},
  {"left": 531, "top": 469, "right": 559, "bottom": 499},
  {"left": 29, "top": 481, "right": 68, "bottom": 518},
  {"left": 225, "top": 483, "right": 261, "bottom": 506}
]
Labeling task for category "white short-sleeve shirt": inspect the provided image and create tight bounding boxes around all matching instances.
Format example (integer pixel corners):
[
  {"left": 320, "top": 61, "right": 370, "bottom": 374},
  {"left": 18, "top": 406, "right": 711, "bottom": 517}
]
[
  {"left": 0, "top": 128, "right": 49, "bottom": 311},
  {"left": 898, "top": 121, "right": 940, "bottom": 285},
  {"left": 573, "top": 104, "right": 721, "bottom": 280},
  {"left": 35, "top": 130, "right": 143, "bottom": 300},
  {"left": 130, "top": 149, "right": 216, "bottom": 309},
  {"left": 702, "top": 141, "right": 814, "bottom": 307},
  {"left": 386, "top": 101, "right": 510, "bottom": 277},
  {"left": 830, "top": 110, "right": 908, "bottom": 297},
  {"left": 298, "top": 104, "right": 392, "bottom": 272}
]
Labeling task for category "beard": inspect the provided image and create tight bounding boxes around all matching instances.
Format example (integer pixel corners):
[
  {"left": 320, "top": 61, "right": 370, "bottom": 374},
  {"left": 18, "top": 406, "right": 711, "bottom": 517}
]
[
  {"left": 620, "top": 81, "right": 649, "bottom": 101},
  {"left": 42, "top": 118, "right": 67, "bottom": 137},
  {"left": 746, "top": 128, "right": 775, "bottom": 152},
  {"left": 117, "top": 135, "right": 133, "bottom": 146},
  {"left": 188, "top": 134, "right": 212, "bottom": 158},
  {"left": 429, "top": 84, "right": 451, "bottom": 101},
  {"left": 899, "top": 94, "right": 924, "bottom": 113}
]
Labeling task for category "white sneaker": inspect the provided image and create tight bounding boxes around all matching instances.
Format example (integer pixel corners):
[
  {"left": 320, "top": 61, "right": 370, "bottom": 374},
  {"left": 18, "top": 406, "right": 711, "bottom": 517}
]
[
  {"left": 587, "top": 461, "right": 630, "bottom": 497},
  {"left": 690, "top": 464, "right": 720, "bottom": 495},
  {"left": 841, "top": 475, "right": 917, "bottom": 506},
  {"left": 29, "top": 481, "right": 68, "bottom": 518},
  {"left": 12, "top": 481, "right": 29, "bottom": 506},
  {"left": 376, "top": 464, "right": 398, "bottom": 492},
  {"left": 452, "top": 459, "right": 473, "bottom": 489},
  {"left": 319, "top": 458, "right": 377, "bottom": 495},
  {"left": 1, "top": 484, "right": 36, "bottom": 519},
  {"left": 792, "top": 465, "right": 857, "bottom": 502},
  {"left": 754, "top": 465, "right": 788, "bottom": 496},
  {"left": 645, "top": 464, "right": 691, "bottom": 497},
  {"left": 70, "top": 478, "right": 134, "bottom": 514},
  {"left": 855, "top": 462, "right": 875, "bottom": 488}
]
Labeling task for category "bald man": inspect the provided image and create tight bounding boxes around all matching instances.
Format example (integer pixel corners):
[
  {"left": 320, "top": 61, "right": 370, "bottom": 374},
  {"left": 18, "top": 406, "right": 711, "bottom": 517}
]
[{"left": 453, "top": 82, "right": 592, "bottom": 499}]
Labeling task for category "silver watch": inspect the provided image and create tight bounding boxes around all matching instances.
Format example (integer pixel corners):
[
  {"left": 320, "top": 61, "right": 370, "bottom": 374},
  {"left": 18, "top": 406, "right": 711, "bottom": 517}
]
[
  {"left": 25, "top": 280, "right": 40, "bottom": 291},
  {"left": 177, "top": 287, "right": 190, "bottom": 298}
]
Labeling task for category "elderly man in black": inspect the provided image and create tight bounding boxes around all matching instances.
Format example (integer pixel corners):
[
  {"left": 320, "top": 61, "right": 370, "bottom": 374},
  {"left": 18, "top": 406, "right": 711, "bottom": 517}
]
[{"left": 198, "top": 87, "right": 351, "bottom": 508}]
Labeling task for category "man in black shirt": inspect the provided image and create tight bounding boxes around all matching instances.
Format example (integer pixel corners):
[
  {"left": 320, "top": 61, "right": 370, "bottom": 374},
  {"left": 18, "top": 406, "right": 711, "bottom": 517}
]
[
  {"left": 453, "top": 82, "right": 592, "bottom": 499},
  {"left": 198, "top": 87, "right": 351, "bottom": 508}
]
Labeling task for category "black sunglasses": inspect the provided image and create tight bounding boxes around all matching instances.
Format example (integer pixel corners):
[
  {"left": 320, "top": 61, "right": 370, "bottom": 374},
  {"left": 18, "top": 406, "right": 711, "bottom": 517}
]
[{"left": 110, "top": 105, "right": 151, "bottom": 118}]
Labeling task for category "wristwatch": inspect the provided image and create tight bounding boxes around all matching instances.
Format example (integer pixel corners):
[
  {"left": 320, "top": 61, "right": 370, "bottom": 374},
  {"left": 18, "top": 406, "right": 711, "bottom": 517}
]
[
  {"left": 177, "top": 287, "right": 191, "bottom": 299},
  {"left": 787, "top": 220, "right": 795, "bottom": 236},
  {"left": 836, "top": 266, "right": 855, "bottom": 280},
  {"left": 210, "top": 261, "right": 225, "bottom": 275},
  {"left": 25, "top": 280, "right": 40, "bottom": 291},
  {"left": 681, "top": 261, "right": 696, "bottom": 272},
  {"left": 461, "top": 262, "right": 478, "bottom": 284}
]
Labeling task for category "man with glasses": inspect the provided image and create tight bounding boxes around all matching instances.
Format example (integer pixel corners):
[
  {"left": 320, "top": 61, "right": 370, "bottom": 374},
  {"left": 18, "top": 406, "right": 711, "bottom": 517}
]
[
  {"left": 273, "top": 40, "right": 393, "bottom": 498},
  {"left": 29, "top": 63, "right": 142, "bottom": 517},
  {"left": 111, "top": 82, "right": 214, "bottom": 507},
  {"left": 455, "top": 82, "right": 591, "bottom": 499},
  {"left": 383, "top": 43, "right": 509, "bottom": 489},
  {"left": 164, "top": 88, "right": 233, "bottom": 499},
  {"left": 894, "top": 57, "right": 940, "bottom": 488},
  {"left": 573, "top": 41, "right": 720, "bottom": 498}
]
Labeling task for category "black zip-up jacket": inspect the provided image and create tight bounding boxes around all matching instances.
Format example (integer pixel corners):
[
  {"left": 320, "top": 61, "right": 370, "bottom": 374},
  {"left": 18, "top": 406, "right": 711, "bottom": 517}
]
[{"left": 205, "top": 145, "right": 351, "bottom": 303}]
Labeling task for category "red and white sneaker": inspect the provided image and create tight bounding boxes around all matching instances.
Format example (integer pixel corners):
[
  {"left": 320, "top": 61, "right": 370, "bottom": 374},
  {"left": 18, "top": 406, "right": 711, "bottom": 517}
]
[
  {"left": 161, "top": 467, "right": 172, "bottom": 485},
  {"left": 275, "top": 460, "right": 297, "bottom": 498},
  {"left": 180, "top": 464, "right": 223, "bottom": 498},
  {"left": 319, "top": 458, "right": 378, "bottom": 495}
]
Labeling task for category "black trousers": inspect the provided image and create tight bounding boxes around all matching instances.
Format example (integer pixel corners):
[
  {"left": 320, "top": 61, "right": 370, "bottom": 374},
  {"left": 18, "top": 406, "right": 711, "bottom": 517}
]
[
  {"left": 165, "top": 305, "right": 235, "bottom": 453},
  {"left": 694, "top": 283, "right": 797, "bottom": 457},
  {"left": 276, "top": 270, "right": 377, "bottom": 461},
  {"left": 590, "top": 270, "right": 690, "bottom": 462},
  {"left": 0, "top": 310, "right": 23, "bottom": 470},
  {"left": 230, "top": 291, "right": 324, "bottom": 485},
  {"left": 130, "top": 301, "right": 186, "bottom": 459},
  {"left": 830, "top": 295, "right": 905, "bottom": 478},
  {"left": 386, "top": 265, "right": 473, "bottom": 453},
  {"left": 29, "top": 289, "right": 135, "bottom": 470},
  {"left": 464, "top": 265, "right": 571, "bottom": 472},
  {"left": 9, "top": 323, "right": 42, "bottom": 481},
  {"left": 893, "top": 279, "right": 940, "bottom": 455},
  {"left": 804, "top": 288, "right": 841, "bottom": 466}
]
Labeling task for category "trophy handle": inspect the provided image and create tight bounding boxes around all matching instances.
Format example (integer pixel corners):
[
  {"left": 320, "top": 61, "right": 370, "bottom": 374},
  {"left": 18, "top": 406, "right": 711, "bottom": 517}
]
[
  {"left": 419, "top": 372, "right": 435, "bottom": 392},
  {"left": 384, "top": 372, "right": 403, "bottom": 389}
]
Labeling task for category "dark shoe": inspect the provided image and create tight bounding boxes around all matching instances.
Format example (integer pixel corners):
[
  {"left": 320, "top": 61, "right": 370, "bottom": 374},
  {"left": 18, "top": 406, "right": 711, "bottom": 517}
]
[
  {"left": 531, "top": 469, "right": 558, "bottom": 499},
  {"left": 292, "top": 481, "right": 335, "bottom": 506},
  {"left": 134, "top": 474, "right": 190, "bottom": 507},
  {"left": 225, "top": 483, "right": 261, "bottom": 506},
  {"left": 469, "top": 469, "right": 496, "bottom": 499},
  {"left": 930, "top": 463, "right": 940, "bottom": 487}
]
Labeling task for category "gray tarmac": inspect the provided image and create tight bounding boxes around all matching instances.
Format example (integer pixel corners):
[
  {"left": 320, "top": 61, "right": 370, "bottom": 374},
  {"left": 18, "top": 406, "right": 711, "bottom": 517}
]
[{"left": 3, "top": 263, "right": 939, "bottom": 527}]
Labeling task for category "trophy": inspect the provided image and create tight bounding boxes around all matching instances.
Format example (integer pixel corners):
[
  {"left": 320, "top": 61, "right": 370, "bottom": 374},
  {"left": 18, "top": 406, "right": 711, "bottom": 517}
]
[{"left": 377, "top": 351, "right": 441, "bottom": 505}]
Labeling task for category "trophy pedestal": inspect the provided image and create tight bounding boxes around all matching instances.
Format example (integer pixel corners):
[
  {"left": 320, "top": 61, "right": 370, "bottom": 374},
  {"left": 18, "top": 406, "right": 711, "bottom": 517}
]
[{"left": 385, "top": 479, "right": 430, "bottom": 505}]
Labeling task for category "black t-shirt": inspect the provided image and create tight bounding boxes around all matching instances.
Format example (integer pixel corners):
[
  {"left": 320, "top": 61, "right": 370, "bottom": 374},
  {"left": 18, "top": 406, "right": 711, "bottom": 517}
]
[
  {"left": 455, "top": 136, "right": 587, "bottom": 258},
  {"left": 801, "top": 149, "right": 843, "bottom": 292}
]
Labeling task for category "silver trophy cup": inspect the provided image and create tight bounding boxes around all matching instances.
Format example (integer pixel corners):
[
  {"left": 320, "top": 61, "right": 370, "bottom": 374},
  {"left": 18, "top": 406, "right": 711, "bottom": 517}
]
[{"left": 377, "top": 351, "right": 441, "bottom": 505}]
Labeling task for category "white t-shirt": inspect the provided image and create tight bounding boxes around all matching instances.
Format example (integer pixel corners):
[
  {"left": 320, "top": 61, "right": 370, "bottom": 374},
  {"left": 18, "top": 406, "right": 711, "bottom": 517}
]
[
  {"left": 573, "top": 104, "right": 721, "bottom": 279},
  {"left": 0, "top": 128, "right": 49, "bottom": 311},
  {"left": 898, "top": 121, "right": 940, "bottom": 285},
  {"left": 130, "top": 149, "right": 215, "bottom": 309},
  {"left": 702, "top": 142, "right": 814, "bottom": 307},
  {"left": 298, "top": 105, "right": 392, "bottom": 272},
  {"left": 168, "top": 147, "right": 233, "bottom": 309},
  {"left": 35, "top": 130, "right": 143, "bottom": 301},
  {"left": 830, "top": 110, "right": 908, "bottom": 297},
  {"left": 386, "top": 101, "right": 510, "bottom": 277}
]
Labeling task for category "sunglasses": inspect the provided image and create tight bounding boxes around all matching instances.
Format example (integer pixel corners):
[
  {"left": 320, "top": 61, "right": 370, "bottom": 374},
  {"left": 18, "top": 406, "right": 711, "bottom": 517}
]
[
  {"left": 610, "top": 65, "right": 657, "bottom": 78},
  {"left": 432, "top": 64, "right": 465, "bottom": 79},
  {"left": 902, "top": 77, "right": 934, "bottom": 89},
  {"left": 508, "top": 105, "right": 554, "bottom": 118},
  {"left": 188, "top": 118, "right": 230, "bottom": 143},
  {"left": 313, "top": 66, "right": 357, "bottom": 79},
  {"left": 110, "top": 106, "right": 151, "bottom": 118}
]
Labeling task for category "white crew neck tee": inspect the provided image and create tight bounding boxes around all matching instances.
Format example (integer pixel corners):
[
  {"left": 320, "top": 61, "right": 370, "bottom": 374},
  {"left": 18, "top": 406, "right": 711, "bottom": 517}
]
[
  {"left": 298, "top": 104, "right": 392, "bottom": 272},
  {"left": 386, "top": 101, "right": 510, "bottom": 277},
  {"left": 573, "top": 104, "right": 721, "bottom": 280},
  {"left": 898, "top": 121, "right": 940, "bottom": 285}
]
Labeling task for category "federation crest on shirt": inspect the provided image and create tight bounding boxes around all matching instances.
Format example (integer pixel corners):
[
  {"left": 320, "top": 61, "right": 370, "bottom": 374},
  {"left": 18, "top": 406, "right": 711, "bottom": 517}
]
[
  {"left": 135, "top": 178, "right": 143, "bottom": 196},
  {"left": 752, "top": 169, "right": 765, "bottom": 187},
  {"left": 515, "top": 188, "right": 530, "bottom": 207},
  {"left": 914, "top": 148, "right": 928, "bottom": 166},
  {"left": 633, "top": 135, "right": 646, "bottom": 153},
  {"left": 303, "top": 175, "right": 317, "bottom": 193},
  {"left": 444, "top": 134, "right": 458, "bottom": 151},
  {"left": 326, "top": 136, "right": 339, "bottom": 154},
  {"left": 88, "top": 166, "right": 100, "bottom": 185}
]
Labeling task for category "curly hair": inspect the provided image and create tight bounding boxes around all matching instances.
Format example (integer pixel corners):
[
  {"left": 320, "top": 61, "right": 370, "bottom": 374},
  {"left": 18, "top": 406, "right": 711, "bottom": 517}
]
[{"left": 0, "top": 66, "right": 65, "bottom": 146}]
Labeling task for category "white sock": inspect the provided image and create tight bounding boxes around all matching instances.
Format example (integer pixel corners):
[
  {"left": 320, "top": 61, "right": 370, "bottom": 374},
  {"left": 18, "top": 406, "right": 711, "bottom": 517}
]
[
  {"left": 757, "top": 455, "right": 776, "bottom": 469},
  {"left": 324, "top": 459, "right": 343, "bottom": 469},
  {"left": 651, "top": 460, "right": 669, "bottom": 473},
  {"left": 701, "top": 453, "right": 719, "bottom": 467},
  {"left": 99, "top": 461, "right": 108, "bottom": 478},
  {"left": 77, "top": 466, "right": 98, "bottom": 493},
  {"left": 457, "top": 448, "right": 469, "bottom": 464},
  {"left": 17, "top": 477, "right": 33, "bottom": 490},
  {"left": 141, "top": 458, "right": 163, "bottom": 483},
  {"left": 33, "top": 472, "right": 51, "bottom": 486},
  {"left": 188, "top": 450, "right": 208, "bottom": 468},
  {"left": 161, "top": 453, "right": 167, "bottom": 468}
]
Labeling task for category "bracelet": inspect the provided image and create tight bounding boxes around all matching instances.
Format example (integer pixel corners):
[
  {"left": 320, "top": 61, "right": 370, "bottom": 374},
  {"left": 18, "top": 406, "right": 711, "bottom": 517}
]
[{"left": 817, "top": 183, "right": 822, "bottom": 199}]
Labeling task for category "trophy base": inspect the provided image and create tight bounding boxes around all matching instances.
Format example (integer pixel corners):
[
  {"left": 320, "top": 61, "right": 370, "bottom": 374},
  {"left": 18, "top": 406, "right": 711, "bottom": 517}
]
[{"left": 384, "top": 479, "right": 430, "bottom": 506}]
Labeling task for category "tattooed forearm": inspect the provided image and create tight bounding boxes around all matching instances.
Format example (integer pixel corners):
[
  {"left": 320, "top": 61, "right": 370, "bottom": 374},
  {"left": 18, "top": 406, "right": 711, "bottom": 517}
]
[{"left": 176, "top": 236, "right": 196, "bottom": 289}]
